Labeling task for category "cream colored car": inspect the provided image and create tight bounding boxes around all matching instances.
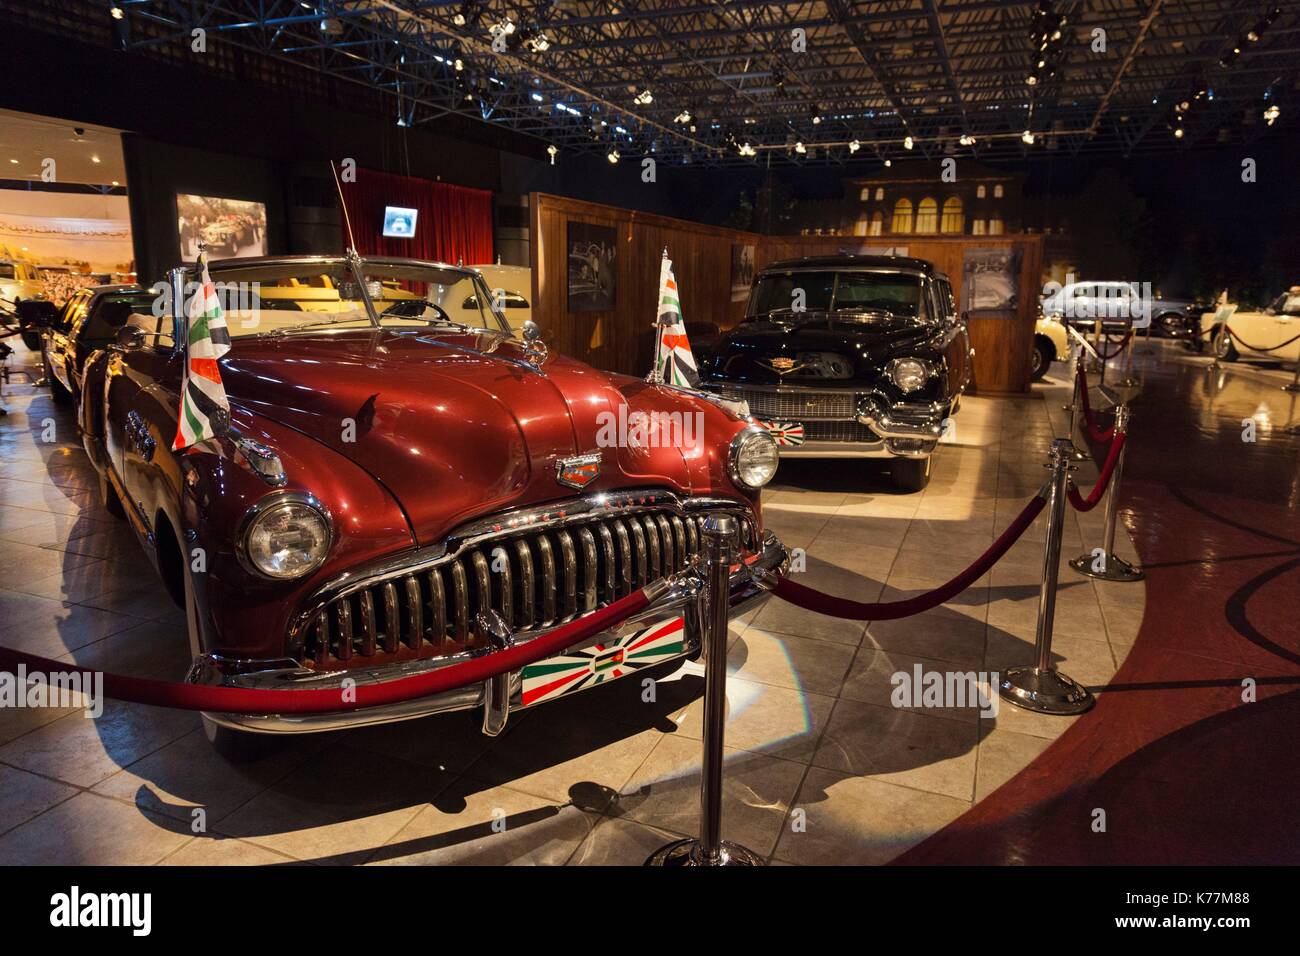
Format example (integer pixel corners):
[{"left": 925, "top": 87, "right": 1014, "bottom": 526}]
[
  {"left": 1031, "top": 314, "right": 1070, "bottom": 380},
  {"left": 437, "top": 264, "right": 532, "bottom": 330},
  {"left": 1202, "top": 288, "right": 1300, "bottom": 363}
]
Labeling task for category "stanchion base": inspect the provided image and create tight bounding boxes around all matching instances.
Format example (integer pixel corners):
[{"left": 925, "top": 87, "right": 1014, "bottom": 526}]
[
  {"left": 1284, "top": 383, "right": 1300, "bottom": 394},
  {"left": 1068, "top": 553, "right": 1144, "bottom": 582},
  {"left": 999, "top": 666, "right": 1094, "bottom": 715},
  {"left": 645, "top": 838, "right": 765, "bottom": 867}
]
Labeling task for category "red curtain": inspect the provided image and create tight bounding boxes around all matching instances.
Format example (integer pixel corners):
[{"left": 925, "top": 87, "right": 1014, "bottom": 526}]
[{"left": 341, "top": 167, "right": 493, "bottom": 265}]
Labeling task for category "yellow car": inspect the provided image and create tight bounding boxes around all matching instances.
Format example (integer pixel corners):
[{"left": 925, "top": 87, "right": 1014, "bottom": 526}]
[{"left": 1031, "top": 314, "right": 1070, "bottom": 381}]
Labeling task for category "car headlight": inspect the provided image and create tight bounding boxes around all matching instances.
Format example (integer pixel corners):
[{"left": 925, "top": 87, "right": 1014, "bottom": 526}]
[
  {"left": 241, "top": 496, "right": 331, "bottom": 579},
  {"left": 730, "top": 428, "right": 779, "bottom": 489},
  {"left": 889, "top": 357, "right": 930, "bottom": 393}
]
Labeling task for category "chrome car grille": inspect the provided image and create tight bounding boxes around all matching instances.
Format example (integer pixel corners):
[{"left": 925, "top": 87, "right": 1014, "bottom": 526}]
[
  {"left": 715, "top": 386, "right": 858, "bottom": 421},
  {"left": 298, "top": 502, "right": 751, "bottom": 668},
  {"left": 802, "top": 421, "right": 880, "bottom": 442}
]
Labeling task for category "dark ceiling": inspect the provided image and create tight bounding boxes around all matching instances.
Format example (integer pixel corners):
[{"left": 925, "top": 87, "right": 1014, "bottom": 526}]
[{"left": 9, "top": 0, "right": 1298, "bottom": 165}]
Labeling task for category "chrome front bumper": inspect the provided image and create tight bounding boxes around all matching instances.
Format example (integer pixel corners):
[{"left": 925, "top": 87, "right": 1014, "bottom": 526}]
[{"left": 192, "top": 529, "right": 788, "bottom": 734}]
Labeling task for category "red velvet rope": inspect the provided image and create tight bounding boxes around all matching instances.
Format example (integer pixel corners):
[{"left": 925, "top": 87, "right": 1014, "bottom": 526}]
[
  {"left": 770, "top": 494, "right": 1047, "bottom": 621},
  {"left": 1066, "top": 431, "right": 1127, "bottom": 512},
  {"left": 1096, "top": 329, "right": 1133, "bottom": 360},
  {"left": 1076, "top": 364, "right": 1115, "bottom": 442},
  {"left": 0, "top": 587, "right": 651, "bottom": 715}
]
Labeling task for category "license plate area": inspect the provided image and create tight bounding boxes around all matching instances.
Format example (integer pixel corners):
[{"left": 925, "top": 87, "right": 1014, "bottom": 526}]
[
  {"left": 519, "top": 616, "right": 686, "bottom": 707},
  {"left": 754, "top": 419, "right": 805, "bottom": 446}
]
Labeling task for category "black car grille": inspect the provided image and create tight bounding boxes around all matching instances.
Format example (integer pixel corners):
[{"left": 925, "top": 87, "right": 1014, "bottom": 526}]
[
  {"left": 298, "top": 506, "right": 747, "bottom": 668},
  {"left": 715, "top": 386, "right": 858, "bottom": 421}
]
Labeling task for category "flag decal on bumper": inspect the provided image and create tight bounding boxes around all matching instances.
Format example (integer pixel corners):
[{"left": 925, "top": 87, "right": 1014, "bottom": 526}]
[{"left": 520, "top": 617, "right": 686, "bottom": 707}]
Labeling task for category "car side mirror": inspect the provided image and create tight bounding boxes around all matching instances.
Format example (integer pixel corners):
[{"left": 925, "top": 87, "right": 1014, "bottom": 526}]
[
  {"left": 520, "top": 319, "right": 548, "bottom": 367},
  {"left": 114, "top": 325, "right": 146, "bottom": 351}
]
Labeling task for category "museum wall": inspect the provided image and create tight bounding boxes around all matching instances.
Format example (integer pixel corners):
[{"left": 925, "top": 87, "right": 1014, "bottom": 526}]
[
  {"left": 758, "top": 234, "right": 1046, "bottom": 393},
  {"left": 120, "top": 135, "right": 287, "bottom": 284},
  {"left": 530, "top": 192, "right": 759, "bottom": 376}
]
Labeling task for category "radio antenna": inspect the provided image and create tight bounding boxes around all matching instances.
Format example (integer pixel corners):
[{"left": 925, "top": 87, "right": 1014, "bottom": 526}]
[{"left": 330, "top": 160, "right": 357, "bottom": 252}]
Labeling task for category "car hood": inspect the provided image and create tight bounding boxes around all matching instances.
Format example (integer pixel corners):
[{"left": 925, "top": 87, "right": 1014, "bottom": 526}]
[
  {"left": 218, "top": 329, "right": 719, "bottom": 547},
  {"left": 705, "top": 316, "right": 935, "bottom": 385}
]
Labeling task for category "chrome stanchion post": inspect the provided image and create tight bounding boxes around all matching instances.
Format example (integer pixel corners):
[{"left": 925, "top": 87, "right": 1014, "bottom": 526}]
[
  {"left": 1070, "top": 404, "right": 1143, "bottom": 583},
  {"left": 646, "top": 513, "right": 763, "bottom": 867},
  {"left": 1064, "top": 351, "right": 1091, "bottom": 462},
  {"left": 1284, "top": 360, "right": 1300, "bottom": 395},
  {"left": 1000, "top": 439, "right": 1095, "bottom": 715}
]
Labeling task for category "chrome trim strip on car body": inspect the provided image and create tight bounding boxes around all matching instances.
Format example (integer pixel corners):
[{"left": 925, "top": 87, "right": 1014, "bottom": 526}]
[{"left": 193, "top": 529, "right": 787, "bottom": 734}]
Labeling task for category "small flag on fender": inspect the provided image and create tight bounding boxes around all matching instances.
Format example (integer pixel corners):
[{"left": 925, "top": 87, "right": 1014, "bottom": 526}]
[
  {"left": 173, "top": 253, "right": 233, "bottom": 451},
  {"left": 652, "top": 254, "right": 699, "bottom": 388}
]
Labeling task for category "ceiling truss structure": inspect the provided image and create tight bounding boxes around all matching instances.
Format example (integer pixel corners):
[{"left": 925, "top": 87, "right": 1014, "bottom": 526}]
[{"left": 13, "top": 0, "right": 1300, "bottom": 165}]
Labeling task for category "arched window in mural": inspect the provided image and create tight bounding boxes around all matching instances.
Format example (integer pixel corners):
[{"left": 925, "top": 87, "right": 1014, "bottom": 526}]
[
  {"left": 870, "top": 211, "right": 884, "bottom": 236},
  {"left": 988, "top": 217, "right": 1004, "bottom": 235},
  {"left": 891, "top": 198, "right": 914, "bottom": 233},
  {"left": 941, "top": 196, "right": 964, "bottom": 233},
  {"left": 915, "top": 197, "right": 938, "bottom": 233}
]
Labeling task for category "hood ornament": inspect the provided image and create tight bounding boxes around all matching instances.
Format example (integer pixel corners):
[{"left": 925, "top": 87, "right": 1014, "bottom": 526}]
[
  {"left": 555, "top": 452, "right": 601, "bottom": 490},
  {"left": 760, "top": 356, "right": 806, "bottom": 377},
  {"left": 521, "top": 319, "right": 548, "bottom": 367}
]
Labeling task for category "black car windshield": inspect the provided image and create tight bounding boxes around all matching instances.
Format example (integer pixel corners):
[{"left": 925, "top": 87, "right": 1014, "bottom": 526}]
[{"left": 748, "top": 270, "right": 925, "bottom": 320}]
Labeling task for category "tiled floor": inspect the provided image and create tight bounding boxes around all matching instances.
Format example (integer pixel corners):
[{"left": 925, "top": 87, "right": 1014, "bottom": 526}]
[{"left": 0, "top": 346, "right": 1143, "bottom": 865}]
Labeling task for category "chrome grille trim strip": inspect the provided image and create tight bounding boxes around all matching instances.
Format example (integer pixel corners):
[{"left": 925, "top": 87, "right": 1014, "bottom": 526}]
[{"left": 293, "top": 490, "right": 758, "bottom": 667}]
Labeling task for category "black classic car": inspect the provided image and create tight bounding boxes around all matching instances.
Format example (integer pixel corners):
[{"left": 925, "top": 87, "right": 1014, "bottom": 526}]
[
  {"left": 34, "top": 284, "right": 153, "bottom": 406},
  {"left": 701, "top": 255, "right": 971, "bottom": 492}
]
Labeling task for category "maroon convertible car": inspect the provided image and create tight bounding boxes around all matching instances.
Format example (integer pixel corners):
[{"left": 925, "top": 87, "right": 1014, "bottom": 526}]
[{"left": 80, "top": 254, "right": 786, "bottom": 756}]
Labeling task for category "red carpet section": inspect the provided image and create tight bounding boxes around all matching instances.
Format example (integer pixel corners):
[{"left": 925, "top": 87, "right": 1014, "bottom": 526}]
[{"left": 897, "top": 351, "right": 1300, "bottom": 865}]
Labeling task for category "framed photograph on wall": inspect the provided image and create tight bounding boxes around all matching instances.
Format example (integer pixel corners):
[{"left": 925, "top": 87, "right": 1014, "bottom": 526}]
[
  {"left": 962, "top": 247, "right": 1022, "bottom": 313},
  {"left": 177, "top": 193, "right": 267, "bottom": 260},
  {"left": 730, "top": 242, "right": 755, "bottom": 302},
  {"left": 566, "top": 220, "right": 617, "bottom": 312}
]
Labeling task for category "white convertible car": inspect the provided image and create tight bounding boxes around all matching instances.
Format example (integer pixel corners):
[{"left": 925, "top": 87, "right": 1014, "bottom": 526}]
[{"left": 1202, "top": 287, "right": 1300, "bottom": 363}]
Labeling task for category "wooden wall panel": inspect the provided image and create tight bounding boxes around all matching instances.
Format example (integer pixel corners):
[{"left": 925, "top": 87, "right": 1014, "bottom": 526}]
[
  {"left": 530, "top": 192, "right": 1044, "bottom": 393},
  {"left": 530, "top": 192, "right": 757, "bottom": 377}
]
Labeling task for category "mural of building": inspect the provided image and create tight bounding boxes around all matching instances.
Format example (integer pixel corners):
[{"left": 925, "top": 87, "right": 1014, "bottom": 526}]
[{"left": 790, "top": 161, "right": 1027, "bottom": 238}]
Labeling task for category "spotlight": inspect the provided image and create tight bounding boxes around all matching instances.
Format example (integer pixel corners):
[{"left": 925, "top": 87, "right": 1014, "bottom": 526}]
[
  {"left": 1264, "top": 104, "right": 1280, "bottom": 126},
  {"left": 794, "top": 141, "right": 806, "bottom": 154},
  {"left": 547, "top": 144, "right": 558, "bottom": 164},
  {"left": 1026, "top": 74, "right": 1039, "bottom": 86},
  {"left": 739, "top": 142, "right": 757, "bottom": 157},
  {"left": 959, "top": 133, "right": 975, "bottom": 146},
  {"left": 454, "top": 58, "right": 464, "bottom": 71},
  {"left": 1173, "top": 127, "right": 1184, "bottom": 139},
  {"left": 1021, "top": 129, "right": 1035, "bottom": 144},
  {"left": 634, "top": 89, "right": 653, "bottom": 106},
  {"left": 848, "top": 139, "right": 861, "bottom": 153},
  {"left": 607, "top": 149, "right": 620, "bottom": 164},
  {"left": 883, "top": 158, "right": 892, "bottom": 167},
  {"left": 674, "top": 110, "right": 692, "bottom": 124},
  {"left": 903, "top": 135, "right": 914, "bottom": 150},
  {"left": 526, "top": 32, "right": 551, "bottom": 53},
  {"left": 453, "top": 13, "right": 467, "bottom": 26},
  {"left": 110, "top": 5, "right": 124, "bottom": 19},
  {"left": 812, "top": 115, "right": 822, "bottom": 125}
]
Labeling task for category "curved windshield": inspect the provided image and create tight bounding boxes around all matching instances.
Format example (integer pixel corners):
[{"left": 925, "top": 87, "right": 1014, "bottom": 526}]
[
  {"left": 197, "top": 258, "right": 510, "bottom": 338},
  {"left": 748, "top": 270, "right": 925, "bottom": 321}
]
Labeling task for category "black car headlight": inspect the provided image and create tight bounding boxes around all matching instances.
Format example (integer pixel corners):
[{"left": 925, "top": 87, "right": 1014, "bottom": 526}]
[
  {"left": 888, "top": 357, "right": 931, "bottom": 394},
  {"left": 240, "top": 495, "right": 332, "bottom": 579},
  {"left": 729, "top": 428, "right": 779, "bottom": 489}
]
